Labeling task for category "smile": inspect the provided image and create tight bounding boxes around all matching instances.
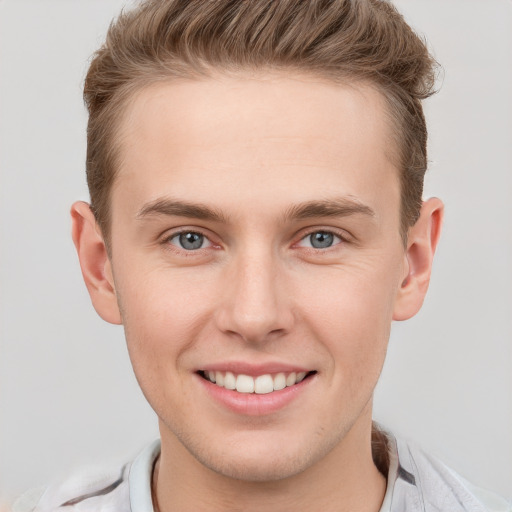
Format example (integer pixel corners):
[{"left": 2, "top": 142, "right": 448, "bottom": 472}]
[{"left": 199, "top": 370, "right": 314, "bottom": 394}]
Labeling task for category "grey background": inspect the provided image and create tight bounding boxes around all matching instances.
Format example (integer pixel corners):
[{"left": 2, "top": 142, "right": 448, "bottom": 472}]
[{"left": 1, "top": 0, "right": 511, "bottom": 504}]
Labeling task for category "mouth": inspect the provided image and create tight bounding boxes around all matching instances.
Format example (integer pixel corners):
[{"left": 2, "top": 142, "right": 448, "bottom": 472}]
[{"left": 198, "top": 370, "right": 317, "bottom": 394}]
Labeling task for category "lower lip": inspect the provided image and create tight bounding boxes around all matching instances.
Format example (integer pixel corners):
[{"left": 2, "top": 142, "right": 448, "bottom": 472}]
[{"left": 197, "top": 374, "right": 315, "bottom": 416}]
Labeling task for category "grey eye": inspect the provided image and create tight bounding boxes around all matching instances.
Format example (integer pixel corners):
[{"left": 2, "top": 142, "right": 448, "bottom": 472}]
[
  {"left": 170, "top": 232, "right": 209, "bottom": 250},
  {"left": 309, "top": 231, "right": 335, "bottom": 249}
]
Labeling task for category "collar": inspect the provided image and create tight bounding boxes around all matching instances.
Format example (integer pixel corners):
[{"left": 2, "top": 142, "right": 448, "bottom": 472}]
[
  {"left": 129, "top": 439, "right": 161, "bottom": 512},
  {"left": 127, "top": 433, "right": 408, "bottom": 512}
]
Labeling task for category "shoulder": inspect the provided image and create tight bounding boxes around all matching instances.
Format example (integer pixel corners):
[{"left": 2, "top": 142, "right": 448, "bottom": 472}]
[
  {"left": 394, "top": 437, "right": 511, "bottom": 512},
  {"left": 12, "top": 441, "right": 160, "bottom": 512},
  {"left": 12, "top": 464, "right": 129, "bottom": 512}
]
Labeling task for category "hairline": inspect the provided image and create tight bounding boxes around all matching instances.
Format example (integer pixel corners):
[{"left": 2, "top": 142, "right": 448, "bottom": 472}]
[{"left": 93, "top": 67, "right": 409, "bottom": 251}]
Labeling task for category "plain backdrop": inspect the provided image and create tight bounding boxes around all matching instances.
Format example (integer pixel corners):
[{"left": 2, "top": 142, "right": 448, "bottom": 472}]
[{"left": 1, "top": 0, "right": 511, "bottom": 504}]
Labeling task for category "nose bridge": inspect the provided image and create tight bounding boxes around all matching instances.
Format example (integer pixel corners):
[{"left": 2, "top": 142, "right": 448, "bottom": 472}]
[{"left": 218, "top": 242, "right": 292, "bottom": 343}]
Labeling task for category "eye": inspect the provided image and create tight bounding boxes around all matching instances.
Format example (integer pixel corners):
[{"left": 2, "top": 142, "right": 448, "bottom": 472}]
[
  {"left": 298, "top": 230, "right": 342, "bottom": 249},
  {"left": 168, "top": 231, "right": 212, "bottom": 251}
]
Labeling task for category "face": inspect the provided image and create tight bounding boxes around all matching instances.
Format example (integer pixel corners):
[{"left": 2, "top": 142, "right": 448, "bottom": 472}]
[{"left": 93, "top": 74, "right": 412, "bottom": 480}]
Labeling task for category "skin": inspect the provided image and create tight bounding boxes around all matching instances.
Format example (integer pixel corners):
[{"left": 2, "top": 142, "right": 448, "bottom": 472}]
[{"left": 72, "top": 73, "right": 443, "bottom": 512}]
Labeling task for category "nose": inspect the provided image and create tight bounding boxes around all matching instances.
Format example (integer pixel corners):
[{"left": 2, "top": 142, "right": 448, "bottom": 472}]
[{"left": 214, "top": 248, "right": 294, "bottom": 344}]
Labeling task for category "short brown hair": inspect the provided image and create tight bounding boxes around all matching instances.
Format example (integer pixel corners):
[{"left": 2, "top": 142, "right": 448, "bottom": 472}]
[{"left": 84, "top": 0, "right": 438, "bottom": 243}]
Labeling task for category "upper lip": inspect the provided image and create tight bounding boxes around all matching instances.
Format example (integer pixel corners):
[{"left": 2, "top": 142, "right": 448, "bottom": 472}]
[{"left": 198, "top": 361, "right": 313, "bottom": 376}]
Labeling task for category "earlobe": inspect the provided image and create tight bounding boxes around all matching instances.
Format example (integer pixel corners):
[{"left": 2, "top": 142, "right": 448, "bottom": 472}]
[
  {"left": 393, "top": 197, "right": 444, "bottom": 321},
  {"left": 71, "top": 201, "right": 122, "bottom": 325}
]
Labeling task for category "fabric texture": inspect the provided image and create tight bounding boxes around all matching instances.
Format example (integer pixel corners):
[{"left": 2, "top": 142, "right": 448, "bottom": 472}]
[{"left": 12, "top": 431, "right": 511, "bottom": 512}]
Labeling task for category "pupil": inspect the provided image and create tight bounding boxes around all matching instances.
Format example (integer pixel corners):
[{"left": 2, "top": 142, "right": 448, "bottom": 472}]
[
  {"left": 180, "top": 232, "right": 203, "bottom": 250},
  {"left": 310, "top": 232, "right": 333, "bottom": 249}
]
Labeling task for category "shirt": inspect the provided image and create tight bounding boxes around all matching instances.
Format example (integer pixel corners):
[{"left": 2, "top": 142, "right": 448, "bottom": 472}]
[{"left": 12, "top": 433, "right": 511, "bottom": 512}]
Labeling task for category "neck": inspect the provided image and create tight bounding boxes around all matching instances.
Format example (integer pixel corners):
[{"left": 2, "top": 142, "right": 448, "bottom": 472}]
[{"left": 153, "top": 417, "right": 387, "bottom": 512}]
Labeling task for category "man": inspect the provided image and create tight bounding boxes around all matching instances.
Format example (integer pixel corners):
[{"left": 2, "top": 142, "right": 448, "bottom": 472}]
[{"left": 12, "top": 0, "right": 511, "bottom": 511}]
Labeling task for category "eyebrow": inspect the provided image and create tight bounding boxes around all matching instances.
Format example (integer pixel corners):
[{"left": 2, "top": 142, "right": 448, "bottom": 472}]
[
  {"left": 284, "top": 198, "right": 376, "bottom": 221},
  {"left": 136, "top": 198, "right": 229, "bottom": 223},
  {"left": 136, "top": 196, "right": 375, "bottom": 224}
]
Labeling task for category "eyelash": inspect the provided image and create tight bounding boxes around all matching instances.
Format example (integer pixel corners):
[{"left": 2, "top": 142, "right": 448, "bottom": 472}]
[
  {"left": 294, "top": 228, "right": 348, "bottom": 251},
  {"left": 161, "top": 227, "right": 349, "bottom": 254},
  {"left": 162, "top": 229, "right": 216, "bottom": 254}
]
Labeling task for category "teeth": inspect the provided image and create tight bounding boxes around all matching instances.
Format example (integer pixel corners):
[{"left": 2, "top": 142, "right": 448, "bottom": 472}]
[
  {"left": 254, "top": 374, "right": 274, "bottom": 394},
  {"left": 224, "top": 371, "right": 236, "bottom": 390},
  {"left": 203, "top": 370, "right": 310, "bottom": 393},
  {"left": 273, "top": 372, "right": 286, "bottom": 391},
  {"left": 236, "top": 374, "right": 254, "bottom": 393},
  {"left": 286, "top": 372, "right": 296, "bottom": 386}
]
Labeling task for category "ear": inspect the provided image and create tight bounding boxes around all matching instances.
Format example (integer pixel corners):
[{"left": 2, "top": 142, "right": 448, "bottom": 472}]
[
  {"left": 71, "top": 201, "right": 122, "bottom": 325},
  {"left": 393, "top": 197, "right": 444, "bottom": 321}
]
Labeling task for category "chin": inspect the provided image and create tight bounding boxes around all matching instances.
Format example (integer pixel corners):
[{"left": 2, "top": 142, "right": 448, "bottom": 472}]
[
  {"left": 200, "top": 451, "right": 312, "bottom": 482},
  {"left": 182, "top": 431, "right": 336, "bottom": 483}
]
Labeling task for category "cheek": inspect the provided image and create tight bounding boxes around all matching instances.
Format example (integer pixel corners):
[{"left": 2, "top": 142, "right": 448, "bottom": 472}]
[
  {"left": 293, "top": 261, "right": 399, "bottom": 373},
  {"left": 114, "top": 266, "right": 207, "bottom": 368},
  {"left": 117, "top": 258, "right": 216, "bottom": 329},
  {"left": 117, "top": 275, "right": 207, "bottom": 416}
]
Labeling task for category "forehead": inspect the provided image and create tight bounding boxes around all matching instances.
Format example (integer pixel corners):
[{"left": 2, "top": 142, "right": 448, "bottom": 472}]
[{"left": 113, "top": 73, "right": 400, "bottom": 224}]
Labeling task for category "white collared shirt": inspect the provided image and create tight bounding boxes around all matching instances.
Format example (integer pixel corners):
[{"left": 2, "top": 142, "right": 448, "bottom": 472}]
[{"left": 13, "top": 433, "right": 511, "bottom": 512}]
